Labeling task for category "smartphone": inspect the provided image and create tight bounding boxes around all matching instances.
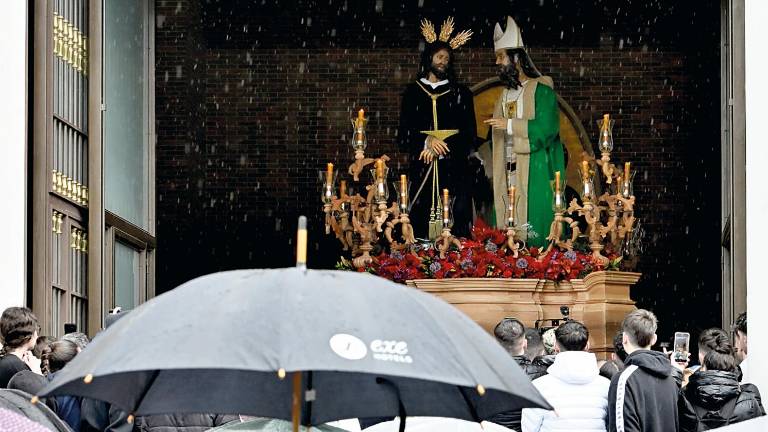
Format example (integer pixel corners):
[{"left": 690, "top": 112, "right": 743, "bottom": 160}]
[{"left": 673, "top": 332, "right": 690, "bottom": 363}]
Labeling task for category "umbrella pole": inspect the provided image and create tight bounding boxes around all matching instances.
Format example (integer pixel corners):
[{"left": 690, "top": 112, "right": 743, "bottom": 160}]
[
  {"left": 292, "top": 372, "right": 302, "bottom": 432},
  {"left": 294, "top": 217, "right": 308, "bottom": 432}
]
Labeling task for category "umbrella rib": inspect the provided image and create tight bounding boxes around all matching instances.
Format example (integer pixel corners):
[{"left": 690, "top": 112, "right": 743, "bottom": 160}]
[
  {"left": 457, "top": 385, "right": 482, "bottom": 423},
  {"left": 131, "top": 370, "right": 161, "bottom": 416},
  {"left": 375, "top": 377, "right": 407, "bottom": 432}
]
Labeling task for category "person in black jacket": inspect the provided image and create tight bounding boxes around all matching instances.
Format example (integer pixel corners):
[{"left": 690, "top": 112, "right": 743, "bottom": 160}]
[
  {"left": 0, "top": 307, "right": 41, "bottom": 388},
  {"left": 489, "top": 318, "right": 549, "bottom": 430},
  {"left": 678, "top": 328, "right": 765, "bottom": 431},
  {"left": 608, "top": 309, "right": 680, "bottom": 432}
]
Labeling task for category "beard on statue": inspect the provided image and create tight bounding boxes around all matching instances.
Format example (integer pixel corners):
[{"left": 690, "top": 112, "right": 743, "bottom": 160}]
[{"left": 498, "top": 62, "right": 521, "bottom": 89}]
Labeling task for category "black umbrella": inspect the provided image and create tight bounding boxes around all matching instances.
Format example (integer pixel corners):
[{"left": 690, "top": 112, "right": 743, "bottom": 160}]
[{"left": 40, "top": 268, "right": 550, "bottom": 427}]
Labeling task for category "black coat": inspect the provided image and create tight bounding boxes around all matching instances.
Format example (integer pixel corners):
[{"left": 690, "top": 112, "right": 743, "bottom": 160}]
[
  {"left": 608, "top": 350, "right": 680, "bottom": 432},
  {"left": 487, "top": 355, "right": 551, "bottom": 430},
  {"left": 132, "top": 413, "right": 240, "bottom": 432},
  {"left": 679, "top": 370, "right": 765, "bottom": 431}
]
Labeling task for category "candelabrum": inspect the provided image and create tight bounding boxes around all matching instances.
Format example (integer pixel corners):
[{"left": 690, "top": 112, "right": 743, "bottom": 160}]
[
  {"left": 555, "top": 115, "right": 639, "bottom": 265},
  {"left": 322, "top": 111, "right": 424, "bottom": 269}
]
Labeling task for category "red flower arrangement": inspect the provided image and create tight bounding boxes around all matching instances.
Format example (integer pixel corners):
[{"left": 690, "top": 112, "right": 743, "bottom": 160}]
[{"left": 337, "top": 220, "right": 622, "bottom": 284}]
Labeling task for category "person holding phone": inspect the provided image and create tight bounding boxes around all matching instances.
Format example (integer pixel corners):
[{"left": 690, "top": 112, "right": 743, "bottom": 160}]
[
  {"left": 677, "top": 328, "right": 765, "bottom": 431},
  {"left": 608, "top": 309, "right": 681, "bottom": 432}
]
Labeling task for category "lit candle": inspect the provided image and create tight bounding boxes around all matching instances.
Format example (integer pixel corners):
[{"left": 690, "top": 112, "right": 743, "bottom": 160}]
[
  {"left": 582, "top": 160, "right": 589, "bottom": 180},
  {"left": 400, "top": 174, "right": 408, "bottom": 210},
  {"left": 376, "top": 159, "right": 384, "bottom": 179},
  {"left": 603, "top": 113, "right": 610, "bottom": 130},
  {"left": 356, "top": 108, "right": 365, "bottom": 128},
  {"left": 508, "top": 186, "right": 516, "bottom": 224},
  {"left": 340, "top": 180, "right": 347, "bottom": 197},
  {"left": 555, "top": 171, "right": 561, "bottom": 194},
  {"left": 624, "top": 162, "right": 631, "bottom": 181},
  {"left": 326, "top": 163, "right": 334, "bottom": 185},
  {"left": 443, "top": 189, "right": 450, "bottom": 222}
]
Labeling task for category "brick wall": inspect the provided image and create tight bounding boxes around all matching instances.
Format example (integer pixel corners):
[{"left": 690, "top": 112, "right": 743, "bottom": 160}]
[{"left": 155, "top": 1, "right": 722, "bottom": 340}]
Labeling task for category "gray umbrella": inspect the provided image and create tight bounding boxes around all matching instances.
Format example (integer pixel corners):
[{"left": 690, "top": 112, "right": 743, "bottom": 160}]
[{"left": 40, "top": 268, "right": 550, "bottom": 426}]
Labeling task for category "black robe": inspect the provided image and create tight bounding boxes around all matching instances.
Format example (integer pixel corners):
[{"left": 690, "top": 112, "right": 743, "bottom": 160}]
[{"left": 397, "top": 80, "right": 477, "bottom": 238}]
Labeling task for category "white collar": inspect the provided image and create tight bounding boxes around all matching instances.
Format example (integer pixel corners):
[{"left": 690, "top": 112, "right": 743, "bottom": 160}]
[{"left": 420, "top": 78, "right": 449, "bottom": 89}]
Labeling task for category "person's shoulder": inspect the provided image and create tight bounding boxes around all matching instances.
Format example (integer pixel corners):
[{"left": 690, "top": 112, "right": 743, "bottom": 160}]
[
  {"left": 404, "top": 81, "right": 422, "bottom": 91},
  {"left": 401, "top": 81, "right": 420, "bottom": 96},
  {"left": 0, "top": 354, "right": 25, "bottom": 369}
]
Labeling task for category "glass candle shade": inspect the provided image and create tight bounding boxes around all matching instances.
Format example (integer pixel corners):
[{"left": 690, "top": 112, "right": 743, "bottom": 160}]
[
  {"left": 369, "top": 167, "right": 390, "bottom": 202},
  {"left": 620, "top": 169, "right": 636, "bottom": 198},
  {"left": 579, "top": 163, "right": 595, "bottom": 201},
  {"left": 318, "top": 170, "right": 338, "bottom": 204},
  {"left": 394, "top": 176, "right": 409, "bottom": 213},
  {"left": 502, "top": 190, "right": 518, "bottom": 228},
  {"left": 441, "top": 196, "right": 454, "bottom": 228},
  {"left": 350, "top": 117, "right": 368, "bottom": 152},
  {"left": 596, "top": 116, "right": 615, "bottom": 153},
  {"left": 551, "top": 172, "right": 567, "bottom": 213}
]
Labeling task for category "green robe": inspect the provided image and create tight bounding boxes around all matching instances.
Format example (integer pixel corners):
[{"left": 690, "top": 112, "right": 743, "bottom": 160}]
[{"left": 487, "top": 77, "right": 566, "bottom": 248}]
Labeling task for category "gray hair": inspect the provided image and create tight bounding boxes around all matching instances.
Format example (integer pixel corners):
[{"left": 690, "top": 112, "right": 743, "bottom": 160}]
[{"left": 61, "top": 332, "right": 90, "bottom": 350}]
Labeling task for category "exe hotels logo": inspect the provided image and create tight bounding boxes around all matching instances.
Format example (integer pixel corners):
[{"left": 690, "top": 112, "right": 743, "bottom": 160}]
[{"left": 329, "top": 334, "right": 413, "bottom": 364}]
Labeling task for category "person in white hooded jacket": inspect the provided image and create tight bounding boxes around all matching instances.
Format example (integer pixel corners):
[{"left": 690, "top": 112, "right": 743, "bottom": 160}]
[{"left": 521, "top": 321, "right": 610, "bottom": 432}]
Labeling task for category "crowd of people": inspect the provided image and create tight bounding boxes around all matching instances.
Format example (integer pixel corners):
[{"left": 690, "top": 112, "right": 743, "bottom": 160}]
[
  {"left": 1, "top": 304, "right": 764, "bottom": 431},
  {"left": 491, "top": 310, "right": 764, "bottom": 431},
  {"left": 0, "top": 307, "right": 239, "bottom": 432}
]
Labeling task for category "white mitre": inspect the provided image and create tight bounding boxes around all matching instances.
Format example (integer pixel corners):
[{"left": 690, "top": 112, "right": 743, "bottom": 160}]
[{"left": 493, "top": 16, "right": 524, "bottom": 52}]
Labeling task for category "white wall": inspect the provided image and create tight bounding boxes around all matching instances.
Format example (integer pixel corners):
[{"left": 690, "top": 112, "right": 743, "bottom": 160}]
[
  {"left": 745, "top": 0, "right": 768, "bottom": 393},
  {"left": 0, "top": 1, "right": 27, "bottom": 312}
]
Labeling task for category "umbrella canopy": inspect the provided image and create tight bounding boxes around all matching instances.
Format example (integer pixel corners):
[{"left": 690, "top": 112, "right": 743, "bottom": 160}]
[
  {"left": 40, "top": 268, "right": 550, "bottom": 425},
  {"left": 208, "top": 418, "right": 348, "bottom": 431}
]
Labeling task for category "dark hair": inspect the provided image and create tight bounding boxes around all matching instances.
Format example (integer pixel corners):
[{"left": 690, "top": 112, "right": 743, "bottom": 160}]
[
  {"left": 417, "top": 41, "right": 458, "bottom": 84},
  {"left": 41, "top": 340, "right": 78, "bottom": 375},
  {"left": 699, "top": 328, "right": 738, "bottom": 372},
  {"left": 504, "top": 48, "right": 542, "bottom": 79},
  {"left": 622, "top": 309, "right": 657, "bottom": 348},
  {"left": 33, "top": 335, "right": 54, "bottom": 360},
  {"left": 599, "top": 359, "right": 623, "bottom": 379},
  {"left": 555, "top": 321, "right": 589, "bottom": 352},
  {"left": 613, "top": 330, "right": 628, "bottom": 362},
  {"left": 733, "top": 312, "right": 747, "bottom": 336},
  {"left": 494, "top": 318, "right": 526, "bottom": 355},
  {"left": 524, "top": 328, "right": 545, "bottom": 361},
  {"left": 698, "top": 327, "right": 728, "bottom": 357},
  {"left": 0, "top": 307, "right": 39, "bottom": 356}
]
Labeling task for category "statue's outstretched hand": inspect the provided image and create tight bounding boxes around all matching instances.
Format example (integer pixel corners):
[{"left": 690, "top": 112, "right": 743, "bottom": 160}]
[{"left": 484, "top": 118, "right": 509, "bottom": 131}]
